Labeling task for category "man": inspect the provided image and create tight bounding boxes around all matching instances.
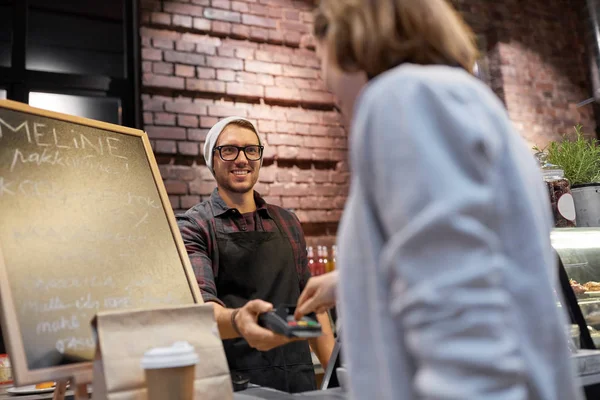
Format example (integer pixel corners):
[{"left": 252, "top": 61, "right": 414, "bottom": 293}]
[{"left": 177, "top": 116, "right": 334, "bottom": 393}]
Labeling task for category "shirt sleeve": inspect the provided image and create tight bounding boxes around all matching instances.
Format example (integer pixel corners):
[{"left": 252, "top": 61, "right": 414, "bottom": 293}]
[
  {"left": 356, "top": 78, "right": 527, "bottom": 398},
  {"left": 176, "top": 214, "right": 224, "bottom": 306}
]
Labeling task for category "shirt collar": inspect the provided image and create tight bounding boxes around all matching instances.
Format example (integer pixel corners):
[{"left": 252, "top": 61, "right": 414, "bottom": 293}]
[{"left": 210, "top": 188, "right": 270, "bottom": 217}]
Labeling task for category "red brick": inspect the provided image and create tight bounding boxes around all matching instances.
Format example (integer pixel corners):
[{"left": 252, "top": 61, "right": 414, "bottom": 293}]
[
  {"left": 302, "top": 11, "right": 314, "bottom": 23},
  {"left": 245, "top": 60, "right": 281, "bottom": 75},
  {"left": 281, "top": 197, "right": 300, "bottom": 209},
  {"left": 250, "top": 27, "right": 269, "bottom": 41},
  {"left": 143, "top": 73, "right": 185, "bottom": 89},
  {"left": 334, "top": 137, "right": 348, "bottom": 149},
  {"left": 235, "top": 71, "right": 257, "bottom": 83},
  {"left": 207, "top": 56, "right": 243, "bottom": 70},
  {"left": 142, "top": 61, "right": 152, "bottom": 72},
  {"left": 200, "top": 116, "right": 219, "bottom": 127},
  {"left": 195, "top": 43, "right": 217, "bottom": 55},
  {"left": 186, "top": 78, "right": 226, "bottom": 93},
  {"left": 226, "top": 82, "right": 264, "bottom": 97},
  {"left": 217, "top": 69, "right": 236, "bottom": 81},
  {"left": 178, "top": 115, "right": 199, "bottom": 127},
  {"left": 294, "top": 123, "right": 310, "bottom": 135},
  {"left": 263, "top": 196, "right": 282, "bottom": 206},
  {"left": 268, "top": 133, "right": 302, "bottom": 146},
  {"left": 204, "top": 8, "right": 240, "bottom": 22},
  {"left": 268, "top": 29, "right": 284, "bottom": 43},
  {"left": 173, "top": 14, "right": 193, "bottom": 28},
  {"left": 212, "top": 0, "right": 231, "bottom": 9},
  {"left": 321, "top": 111, "right": 341, "bottom": 125},
  {"left": 155, "top": 140, "right": 177, "bottom": 154},
  {"left": 153, "top": 62, "right": 173, "bottom": 75},
  {"left": 168, "top": 195, "right": 180, "bottom": 209},
  {"left": 192, "top": 0, "right": 210, "bottom": 4},
  {"left": 197, "top": 67, "right": 216, "bottom": 79},
  {"left": 142, "top": 95, "right": 166, "bottom": 111},
  {"left": 164, "top": 2, "right": 205, "bottom": 17},
  {"left": 258, "top": 165, "right": 277, "bottom": 183},
  {"left": 277, "top": 146, "right": 299, "bottom": 159},
  {"left": 141, "top": 0, "right": 161, "bottom": 11},
  {"left": 313, "top": 170, "right": 329, "bottom": 183},
  {"left": 175, "top": 41, "right": 196, "bottom": 52},
  {"left": 255, "top": 50, "right": 275, "bottom": 62},
  {"left": 217, "top": 46, "right": 236, "bottom": 57},
  {"left": 254, "top": 183, "right": 270, "bottom": 195},
  {"left": 331, "top": 172, "right": 349, "bottom": 184},
  {"left": 180, "top": 195, "right": 202, "bottom": 209},
  {"left": 208, "top": 103, "right": 247, "bottom": 116},
  {"left": 164, "top": 51, "right": 206, "bottom": 65},
  {"left": 142, "top": 48, "right": 162, "bottom": 61},
  {"left": 154, "top": 112, "right": 176, "bottom": 125},
  {"left": 276, "top": 169, "right": 294, "bottom": 183},
  {"left": 311, "top": 149, "right": 330, "bottom": 161},
  {"left": 283, "top": 65, "right": 317, "bottom": 79},
  {"left": 188, "top": 129, "right": 209, "bottom": 141},
  {"left": 189, "top": 179, "right": 216, "bottom": 195},
  {"left": 275, "top": 76, "right": 296, "bottom": 88},
  {"left": 301, "top": 90, "right": 335, "bottom": 105},
  {"left": 242, "top": 14, "right": 276, "bottom": 28},
  {"left": 284, "top": 9, "right": 300, "bottom": 20},
  {"left": 151, "top": 12, "right": 171, "bottom": 25},
  {"left": 165, "top": 180, "right": 188, "bottom": 194},
  {"left": 232, "top": 24, "right": 250, "bottom": 38},
  {"left": 235, "top": 47, "right": 255, "bottom": 60},
  {"left": 287, "top": 110, "right": 319, "bottom": 124},
  {"left": 212, "top": 21, "right": 232, "bottom": 34},
  {"left": 147, "top": 126, "right": 187, "bottom": 140},
  {"left": 257, "top": 74, "right": 274, "bottom": 86},
  {"left": 141, "top": 12, "right": 151, "bottom": 24},
  {"left": 152, "top": 38, "right": 174, "bottom": 50},
  {"left": 143, "top": 112, "right": 153, "bottom": 125},
  {"left": 175, "top": 64, "right": 195, "bottom": 77},
  {"left": 178, "top": 141, "right": 200, "bottom": 156},
  {"left": 291, "top": 52, "right": 319, "bottom": 68},
  {"left": 331, "top": 150, "right": 346, "bottom": 161},
  {"left": 265, "top": 86, "right": 300, "bottom": 102},
  {"left": 231, "top": 1, "right": 248, "bottom": 12},
  {"left": 249, "top": 3, "right": 269, "bottom": 16},
  {"left": 193, "top": 18, "right": 212, "bottom": 30},
  {"left": 258, "top": 120, "right": 276, "bottom": 132},
  {"left": 165, "top": 99, "right": 207, "bottom": 115},
  {"left": 141, "top": 27, "right": 180, "bottom": 41},
  {"left": 269, "top": 7, "right": 283, "bottom": 18},
  {"left": 269, "top": 183, "right": 309, "bottom": 197},
  {"left": 284, "top": 31, "right": 302, "bottom": 46},
  {"left": 296, "top": 169, "right": 312, "bottom": 183},
  {"left": 300, "top": 34, "right": 315, "bottom": 49},
  {"left": 276, "top": 121, "right": 295, "bottom": 133},
  {"left": 279, "top": 20, "right": 309, "bottom": 33}
]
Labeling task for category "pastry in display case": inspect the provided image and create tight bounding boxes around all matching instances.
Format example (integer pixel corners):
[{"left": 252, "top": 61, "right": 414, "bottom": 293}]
[{"left": 552, "top": 228, "right": 600, "bottom": 348}]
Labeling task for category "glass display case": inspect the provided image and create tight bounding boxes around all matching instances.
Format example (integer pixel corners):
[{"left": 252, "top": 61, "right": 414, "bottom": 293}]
[{"left": 552, "top": 228, "right": 600, "bottom": 348}]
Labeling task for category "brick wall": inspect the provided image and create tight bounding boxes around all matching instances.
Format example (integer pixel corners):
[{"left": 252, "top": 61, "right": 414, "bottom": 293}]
[
  {"left": 141, "top": 0, "right": 597, "bottom": 243},
  {"left": 453, "top": 0, "right": 597, "bottom": 148},
  {"left": 140, "top": 0, "right": 345, "bottom": 242}
]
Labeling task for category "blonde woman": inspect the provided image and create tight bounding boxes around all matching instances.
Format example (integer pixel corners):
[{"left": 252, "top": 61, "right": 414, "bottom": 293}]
[{"left": 295, "top": 0, "right": 582, "bottom": 399}]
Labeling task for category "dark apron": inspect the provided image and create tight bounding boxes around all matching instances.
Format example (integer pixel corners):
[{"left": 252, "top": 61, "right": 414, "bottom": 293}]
[{"left": 211, "top": 203, "right": 316, "bottom": 393}]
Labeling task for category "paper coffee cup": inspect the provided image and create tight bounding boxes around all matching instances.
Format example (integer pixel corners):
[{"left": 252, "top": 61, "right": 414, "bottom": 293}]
[{"left": 141, "top": 341, "right": 199, "bottom": 400}]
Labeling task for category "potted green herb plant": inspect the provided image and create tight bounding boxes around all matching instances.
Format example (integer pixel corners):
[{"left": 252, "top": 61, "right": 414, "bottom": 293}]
[{"left": 536, "top": 125, "right": 600, "bottom": 227}]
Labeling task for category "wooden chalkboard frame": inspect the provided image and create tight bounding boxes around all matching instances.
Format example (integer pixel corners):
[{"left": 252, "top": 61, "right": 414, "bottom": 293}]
[{"left": 0, "top": 99, "right": 203, "bottom": 386}]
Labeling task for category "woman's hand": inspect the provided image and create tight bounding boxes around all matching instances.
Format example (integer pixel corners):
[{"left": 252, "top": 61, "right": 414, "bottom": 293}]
[{"left": 295, "top": 271, "right": 339, "bottom": 319}]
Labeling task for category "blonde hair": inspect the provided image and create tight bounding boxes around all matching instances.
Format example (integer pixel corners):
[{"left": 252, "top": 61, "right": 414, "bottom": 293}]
[{"left": 314, "top": 0, "right": 478, "bottom": 78}]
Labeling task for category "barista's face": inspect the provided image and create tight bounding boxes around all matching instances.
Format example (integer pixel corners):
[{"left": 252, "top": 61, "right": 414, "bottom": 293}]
[
  {"left": 317, "top": 41, "right": 367, "bottom": 127},
  {"left": 213, "top": 124, "right": 261, "bottom": 195}
]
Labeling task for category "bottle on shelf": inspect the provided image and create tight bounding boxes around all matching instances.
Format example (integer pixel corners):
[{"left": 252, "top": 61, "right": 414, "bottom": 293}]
[
  {"left": 307, "top": 246, "right": 316, "bottom": 276},
  {"left": 331, "top": 245, "right": 337, "bottom": 271},
  {"left": 316, "top": 246, "right": 324, "bottom": 276},
  {"left": 324, "top": 246, "right": 333, "bottom": 273}
]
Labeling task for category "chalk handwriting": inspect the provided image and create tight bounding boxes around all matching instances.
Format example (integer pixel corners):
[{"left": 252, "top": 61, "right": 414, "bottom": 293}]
[
  {"left": 0, "top": 118, "right": 128, "bottom": 160},
  {"left": 55, "top": 336, "right": 95, "bottom": 354},
  {"left": 36, "top": 315, "right": 79, "bottom": 335}
]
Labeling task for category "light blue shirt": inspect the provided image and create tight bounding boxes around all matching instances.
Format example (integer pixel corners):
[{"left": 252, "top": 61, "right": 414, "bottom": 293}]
[{"left": 337, "top": 63, "right": 581, "bottom": 400}]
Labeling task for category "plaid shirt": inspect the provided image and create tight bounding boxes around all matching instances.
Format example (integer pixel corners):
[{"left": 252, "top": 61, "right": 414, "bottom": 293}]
[{"left": 177, "top": 188, "right": 311, "bottom": 306}]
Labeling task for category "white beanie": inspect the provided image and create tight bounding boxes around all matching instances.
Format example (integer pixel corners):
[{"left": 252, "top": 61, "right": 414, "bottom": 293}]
[{"left": 203, "top": 116, "right": 263, "bottom": 177}]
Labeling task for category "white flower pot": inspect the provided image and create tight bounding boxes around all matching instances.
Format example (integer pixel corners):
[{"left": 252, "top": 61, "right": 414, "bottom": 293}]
[{"left": 572, "top": 183, "right": 600, "bottom": 227}]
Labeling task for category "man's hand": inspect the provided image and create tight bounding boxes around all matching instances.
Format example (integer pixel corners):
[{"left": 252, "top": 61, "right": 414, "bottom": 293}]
[
  {"left": 295, "top": 271, "right": 339, "bottom": 320},
  {"left": 235, "top": 299, "right": 298, "bottom": 351}
]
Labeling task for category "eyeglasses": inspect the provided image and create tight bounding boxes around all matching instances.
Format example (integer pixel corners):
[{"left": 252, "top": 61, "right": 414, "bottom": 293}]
[{"left": 214, "top": 145, "right": 264, "bottom": 161}]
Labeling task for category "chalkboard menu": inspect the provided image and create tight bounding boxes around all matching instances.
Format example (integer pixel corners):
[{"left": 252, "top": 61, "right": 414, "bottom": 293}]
[{"left": 0, "top": 100, "right": 201, "bottom": 385}]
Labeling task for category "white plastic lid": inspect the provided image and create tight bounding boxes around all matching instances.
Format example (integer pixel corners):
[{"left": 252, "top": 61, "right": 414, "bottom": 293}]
[{"left": 141, "top": 341, "right": 199, "bottom": 370}]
